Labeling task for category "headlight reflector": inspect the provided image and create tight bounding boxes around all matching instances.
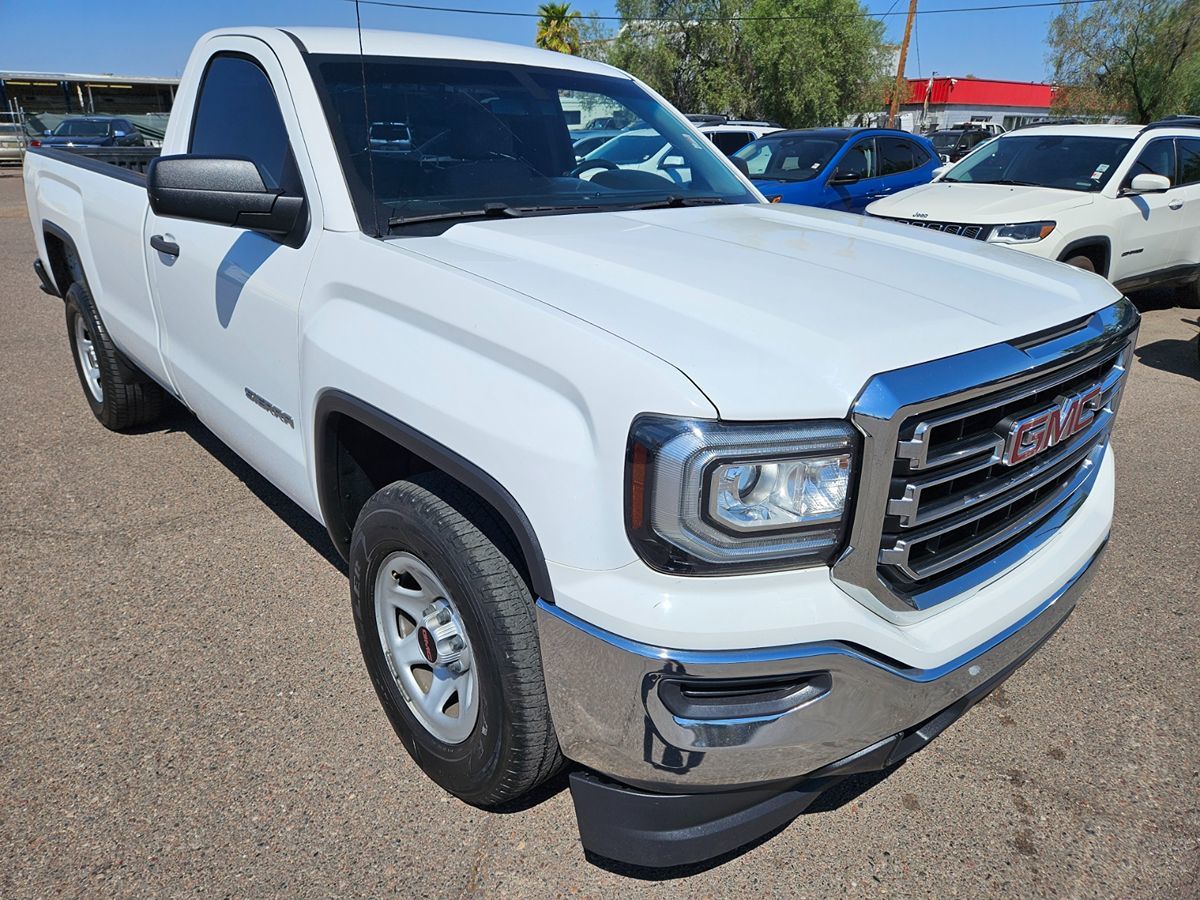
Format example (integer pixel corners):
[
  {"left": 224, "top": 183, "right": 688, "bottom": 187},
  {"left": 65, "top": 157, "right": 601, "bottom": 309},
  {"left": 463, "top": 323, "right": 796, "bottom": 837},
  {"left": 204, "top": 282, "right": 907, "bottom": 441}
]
[
  {"left": 711, "top": 456, "right": 851, "bottom": 532},
  {"left": 626, "top": 416, "right": 858, "bottom": 574},
  {"left": 986, "top": 221, "right": 1056, "bottom": 244}
]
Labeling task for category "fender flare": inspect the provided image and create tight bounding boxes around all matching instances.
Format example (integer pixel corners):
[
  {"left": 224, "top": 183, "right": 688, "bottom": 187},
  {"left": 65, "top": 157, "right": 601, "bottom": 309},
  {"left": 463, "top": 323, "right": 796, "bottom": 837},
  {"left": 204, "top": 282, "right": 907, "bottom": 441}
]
[
  {"left": 313, "top": 389, "right": 555, "bottom": 603},
  {"left": 40, "top": 219, "right": 87, "bottom": 296}
]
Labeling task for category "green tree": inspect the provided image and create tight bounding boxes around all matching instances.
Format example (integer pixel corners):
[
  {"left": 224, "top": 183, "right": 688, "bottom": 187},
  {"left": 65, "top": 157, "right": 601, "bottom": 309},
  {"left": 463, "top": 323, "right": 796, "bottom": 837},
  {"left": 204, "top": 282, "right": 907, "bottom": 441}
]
[
  {"left": 603, "top": 0, "right": 889, "bottom": 127},
  {"left": 536, "top": 3, "right": 584, "bottom": 55},
  {"left": 746, "top": 0, "right": 890, "bottom": 127},
  {"left": 1048, "top": 0, "right": 1200, "bottom": 122}
]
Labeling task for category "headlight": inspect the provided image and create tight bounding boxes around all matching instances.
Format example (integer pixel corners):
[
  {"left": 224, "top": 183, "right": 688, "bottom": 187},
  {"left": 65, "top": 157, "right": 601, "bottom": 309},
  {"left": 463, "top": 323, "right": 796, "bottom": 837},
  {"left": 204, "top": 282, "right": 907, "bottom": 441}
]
[
  {"left": 626, "top": 416, "right": 858, "bottom": 574},
  {"left": 986, "top": 221, "right": 1056, "bottom": 244}
]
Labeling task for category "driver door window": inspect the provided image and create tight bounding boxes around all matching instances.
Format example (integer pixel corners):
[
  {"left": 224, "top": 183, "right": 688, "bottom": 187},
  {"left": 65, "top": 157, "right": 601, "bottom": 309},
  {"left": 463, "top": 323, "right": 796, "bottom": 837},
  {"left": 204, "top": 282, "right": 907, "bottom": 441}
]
[
  {"left": 1125, "top": 139, "right": 1175, "bottom": 187},
  {"left": 837, "top": 140, "right": 876, "bottom": 180}
]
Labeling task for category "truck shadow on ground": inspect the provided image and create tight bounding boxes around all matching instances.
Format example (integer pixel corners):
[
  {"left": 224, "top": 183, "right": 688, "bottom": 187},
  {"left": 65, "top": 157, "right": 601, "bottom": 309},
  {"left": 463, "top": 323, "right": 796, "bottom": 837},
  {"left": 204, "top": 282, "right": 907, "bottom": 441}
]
[{"left": 131, "top": 400, "right": 348, "bottom": 574}]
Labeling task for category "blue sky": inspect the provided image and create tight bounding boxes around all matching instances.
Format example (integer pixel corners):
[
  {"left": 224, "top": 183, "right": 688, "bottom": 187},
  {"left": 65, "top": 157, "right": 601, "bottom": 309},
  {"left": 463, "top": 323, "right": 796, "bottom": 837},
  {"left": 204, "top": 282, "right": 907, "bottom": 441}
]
[{"left": 0, "top": 1, "right": 1058, "bottom": 83}]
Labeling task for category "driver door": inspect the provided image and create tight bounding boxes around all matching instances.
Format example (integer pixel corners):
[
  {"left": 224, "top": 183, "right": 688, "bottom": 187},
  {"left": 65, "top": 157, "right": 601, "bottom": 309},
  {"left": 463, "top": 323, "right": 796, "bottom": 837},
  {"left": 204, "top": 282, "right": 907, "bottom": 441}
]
[
  {"left": 1112, "top": 138, "right": 1180, "bottom": 283},
  {"left": 145, "top": 41, "right": 321, "bottom": 505}
]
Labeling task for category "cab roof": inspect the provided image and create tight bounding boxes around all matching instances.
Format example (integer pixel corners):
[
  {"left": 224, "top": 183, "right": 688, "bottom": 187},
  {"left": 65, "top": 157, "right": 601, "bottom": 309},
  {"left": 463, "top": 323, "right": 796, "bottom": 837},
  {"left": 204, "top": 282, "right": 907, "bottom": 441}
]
[{"left": 218, "top": 26, "right": 631, "bottom": 79}]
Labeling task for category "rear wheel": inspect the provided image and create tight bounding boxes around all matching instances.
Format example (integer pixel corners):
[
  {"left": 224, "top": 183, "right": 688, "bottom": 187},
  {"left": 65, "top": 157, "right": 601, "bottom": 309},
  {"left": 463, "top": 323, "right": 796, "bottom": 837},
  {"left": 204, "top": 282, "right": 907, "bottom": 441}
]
[
  {"left": 64, "top": 282, "right": 164, "bottom": 430},
  {"left": 350, "top": 472, "right": 564, "bottom": 806}
]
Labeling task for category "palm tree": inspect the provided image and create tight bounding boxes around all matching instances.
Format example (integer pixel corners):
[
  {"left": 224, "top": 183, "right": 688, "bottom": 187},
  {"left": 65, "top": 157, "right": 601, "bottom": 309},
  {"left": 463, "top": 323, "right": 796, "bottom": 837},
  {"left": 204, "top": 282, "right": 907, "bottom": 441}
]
[{"left": 535, "top": 3, "right": 582, "bottom": 55}]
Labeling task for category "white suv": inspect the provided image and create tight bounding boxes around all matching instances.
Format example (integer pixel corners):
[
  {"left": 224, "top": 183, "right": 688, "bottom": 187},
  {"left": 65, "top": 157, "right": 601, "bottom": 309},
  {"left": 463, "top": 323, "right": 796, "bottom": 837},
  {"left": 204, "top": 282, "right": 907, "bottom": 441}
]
[{"left": 867, "top": 120, "right": 1200, "bottom": 306}]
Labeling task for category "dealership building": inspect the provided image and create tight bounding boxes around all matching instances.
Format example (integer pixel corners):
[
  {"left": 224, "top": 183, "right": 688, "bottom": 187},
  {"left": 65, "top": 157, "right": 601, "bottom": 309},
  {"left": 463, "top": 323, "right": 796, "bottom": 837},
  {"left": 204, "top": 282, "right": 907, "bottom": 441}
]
[
  {"left": 899, "top": 76, "right": 1058, "bottom": 131},
  {"left": 0, "top": 70, "right": 178, "bottom": 140}
]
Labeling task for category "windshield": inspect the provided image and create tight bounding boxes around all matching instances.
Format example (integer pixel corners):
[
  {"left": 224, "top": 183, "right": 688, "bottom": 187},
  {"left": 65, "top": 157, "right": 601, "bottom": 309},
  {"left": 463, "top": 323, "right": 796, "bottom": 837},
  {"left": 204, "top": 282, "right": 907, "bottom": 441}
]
[
  {"left": 53, "top": 120, "right": 111, "bottom": 137},
  {"left": 943, "top": 134, "right": 1134, "bottom": 192},
  {"left": 732, "top": 134, "right": 844, "bottom": 182},
  {"left": 930, "top": 131, "right": 962, "bottom": 151},
  {"left": 308, "top": 56, "right": 756, "bottom": 234}
]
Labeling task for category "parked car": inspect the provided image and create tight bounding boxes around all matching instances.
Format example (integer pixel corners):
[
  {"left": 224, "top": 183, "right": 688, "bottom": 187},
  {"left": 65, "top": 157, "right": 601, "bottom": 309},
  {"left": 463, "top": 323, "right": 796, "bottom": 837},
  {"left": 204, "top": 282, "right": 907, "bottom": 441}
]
[
  {"left": 948, "top": 120, "right": 1006, "bottom": 137},
  {"left": 578, "top": 121, "right": 780, "bottom": 180},
  {"left": 26, "top": 27, "right": 1136, "bottom": 868},
  {"left": 0, "top": 122, "right": 26, "bottom": 164},
  {"left": 732, "top": 127, "right": 939, "bottom": 213},
  {"left": 929, "top": 126, "right": 993, "bottom": 163},
  {"left": 571, "top": 132, "right": 618, "bottom": 160},
  {"left": 867, "top": 120, "right": 1200, "bottom": 306},
  {"left": 32, "top": 116, "right": 145, "bottom": 149}
]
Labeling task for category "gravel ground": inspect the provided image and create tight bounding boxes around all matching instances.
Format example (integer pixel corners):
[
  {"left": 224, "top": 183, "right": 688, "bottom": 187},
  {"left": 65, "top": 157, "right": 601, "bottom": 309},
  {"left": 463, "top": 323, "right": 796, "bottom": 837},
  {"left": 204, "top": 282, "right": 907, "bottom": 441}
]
[{"left": 1, "top": 169, "right": 1197, "bottom": 898}]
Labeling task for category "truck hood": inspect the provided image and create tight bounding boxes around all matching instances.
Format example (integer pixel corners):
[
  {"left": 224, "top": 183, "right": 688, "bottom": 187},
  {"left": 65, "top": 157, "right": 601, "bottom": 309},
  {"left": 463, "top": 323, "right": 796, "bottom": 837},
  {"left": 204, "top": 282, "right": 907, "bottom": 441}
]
[
  {"left": 867, "top": 181, "right": 1095, "bottom": 222},
  {"left": 401, "top": 203, "right": 1120, "bottom": 419}
]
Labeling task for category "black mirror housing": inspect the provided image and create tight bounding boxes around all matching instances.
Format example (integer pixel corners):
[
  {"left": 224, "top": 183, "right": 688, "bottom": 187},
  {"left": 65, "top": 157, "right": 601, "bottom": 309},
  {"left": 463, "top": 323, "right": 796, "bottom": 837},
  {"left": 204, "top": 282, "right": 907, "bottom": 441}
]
[
  {"left": 830, "top": 171, "right": 861, "bottom": 186},
  {"left": 730, "top": 157, "right": 750, "bottom": 177},
  {"left": 147, "top": 155, "right": 304, "bottom": 237}
]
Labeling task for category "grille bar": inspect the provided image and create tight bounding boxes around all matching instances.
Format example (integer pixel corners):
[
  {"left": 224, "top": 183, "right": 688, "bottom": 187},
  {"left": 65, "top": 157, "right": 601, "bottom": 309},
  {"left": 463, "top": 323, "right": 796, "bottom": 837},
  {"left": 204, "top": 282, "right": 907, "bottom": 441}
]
[{"left": 881, "top": 434, "right": 1105, "bottom": 579}]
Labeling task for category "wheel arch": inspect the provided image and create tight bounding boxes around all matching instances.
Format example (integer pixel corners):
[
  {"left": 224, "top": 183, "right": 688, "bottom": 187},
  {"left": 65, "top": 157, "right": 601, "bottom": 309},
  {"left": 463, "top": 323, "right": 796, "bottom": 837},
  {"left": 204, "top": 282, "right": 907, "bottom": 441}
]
[
  {"left": 314, "top": 389, "right": 555, "bottom": 603},
  {"left": 41, "top": 220, "right": 88, "bottom": 297},
  {"left": 1057, "top": 236, "right": 1112, "bottom": 278}
]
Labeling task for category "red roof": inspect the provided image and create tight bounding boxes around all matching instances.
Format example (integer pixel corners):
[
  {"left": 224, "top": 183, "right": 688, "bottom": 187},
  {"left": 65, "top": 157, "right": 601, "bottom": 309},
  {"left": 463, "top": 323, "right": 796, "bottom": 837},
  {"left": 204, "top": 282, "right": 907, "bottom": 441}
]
[{"left": 905, "top": 77, "right": 1055, "bottom": 109}]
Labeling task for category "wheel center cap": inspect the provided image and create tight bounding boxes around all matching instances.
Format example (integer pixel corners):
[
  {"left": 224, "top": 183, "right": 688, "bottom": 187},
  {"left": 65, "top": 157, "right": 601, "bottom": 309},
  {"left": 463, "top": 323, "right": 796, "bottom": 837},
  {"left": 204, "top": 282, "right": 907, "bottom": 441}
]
[{"left": 416, "top": 626, "right": 438, "bottom": 663}]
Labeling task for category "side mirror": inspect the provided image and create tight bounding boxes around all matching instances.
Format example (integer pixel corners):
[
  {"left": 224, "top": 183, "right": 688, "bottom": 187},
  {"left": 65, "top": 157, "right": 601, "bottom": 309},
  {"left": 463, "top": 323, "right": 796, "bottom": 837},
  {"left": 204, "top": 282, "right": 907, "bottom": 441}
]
[
  {"left": 830, "top": 170, "right": 861, "bottom": 186},
  {"left": 147, "top": 156, "right": 304, "bottom": 236},
  {"left": 1127, "top": 173, "right": 1171, "bottom": 194},
  {"left": 730, "top": 156, "right": 750, "bottom": 177},
  {"left": 931, "top": 164, "right": 951, "bottom": 180}
]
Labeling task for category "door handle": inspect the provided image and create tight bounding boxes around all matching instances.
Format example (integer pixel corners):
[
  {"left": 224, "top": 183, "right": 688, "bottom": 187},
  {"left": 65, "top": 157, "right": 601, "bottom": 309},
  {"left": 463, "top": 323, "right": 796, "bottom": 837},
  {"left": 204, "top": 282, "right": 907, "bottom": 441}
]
[
  {"left": 1169, "top": 198, "right": 1184, "bottom": 210},
  {"left": 150, "top": 234, "right": 179, "bottom": 257}
]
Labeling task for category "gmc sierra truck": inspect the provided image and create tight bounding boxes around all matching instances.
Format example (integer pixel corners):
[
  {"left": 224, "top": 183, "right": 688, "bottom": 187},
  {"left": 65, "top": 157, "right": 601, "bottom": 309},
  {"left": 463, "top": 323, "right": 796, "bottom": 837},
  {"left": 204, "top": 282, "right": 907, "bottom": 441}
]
[{"left": 25, "top": 27, "right": 1137, "bottom": 867}]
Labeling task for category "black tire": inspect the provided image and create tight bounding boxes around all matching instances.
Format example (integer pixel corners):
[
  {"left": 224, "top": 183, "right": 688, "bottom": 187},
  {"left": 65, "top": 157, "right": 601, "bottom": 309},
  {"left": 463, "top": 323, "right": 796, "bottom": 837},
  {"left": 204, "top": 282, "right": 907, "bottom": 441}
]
[
  {"left": 64, "top": 282, "right": 164, "bottom": 430},
  {"left": 350, "top": 472, "right": 564, "bottom": 807},
  {"left": 1177, "top": 277, "right": 1200, "bottom": 309},
  {"left": 1063, "top": 255, "right": 1096, "bottom": 273}
]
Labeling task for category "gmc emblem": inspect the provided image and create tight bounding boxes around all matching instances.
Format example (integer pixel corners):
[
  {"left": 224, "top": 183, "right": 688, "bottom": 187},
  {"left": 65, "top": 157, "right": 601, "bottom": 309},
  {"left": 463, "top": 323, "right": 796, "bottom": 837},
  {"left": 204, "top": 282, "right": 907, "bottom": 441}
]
[{"left": 999, "top": 384, "right": 1103, "bottom": 466}]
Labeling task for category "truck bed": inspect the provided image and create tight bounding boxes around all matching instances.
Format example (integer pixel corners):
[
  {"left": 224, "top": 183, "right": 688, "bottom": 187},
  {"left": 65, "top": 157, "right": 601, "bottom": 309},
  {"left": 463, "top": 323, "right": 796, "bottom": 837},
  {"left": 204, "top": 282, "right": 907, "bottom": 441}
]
[{"left": 29, "top": 145, "right": 160, "bottom": 178}]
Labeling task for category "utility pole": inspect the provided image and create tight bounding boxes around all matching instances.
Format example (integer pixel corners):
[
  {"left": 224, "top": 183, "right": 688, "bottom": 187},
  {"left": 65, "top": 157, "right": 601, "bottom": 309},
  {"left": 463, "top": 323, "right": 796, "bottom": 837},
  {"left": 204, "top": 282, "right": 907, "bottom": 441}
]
[{"left": 887, "top": 0, "right": 919, "bottom": 128}]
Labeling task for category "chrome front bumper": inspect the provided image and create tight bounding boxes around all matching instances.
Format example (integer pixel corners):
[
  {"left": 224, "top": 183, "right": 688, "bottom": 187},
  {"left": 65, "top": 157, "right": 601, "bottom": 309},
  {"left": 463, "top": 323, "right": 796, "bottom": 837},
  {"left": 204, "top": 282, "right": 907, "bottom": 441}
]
[{"left": 537, "top": 540, "right": 1105, "bottom": 791}]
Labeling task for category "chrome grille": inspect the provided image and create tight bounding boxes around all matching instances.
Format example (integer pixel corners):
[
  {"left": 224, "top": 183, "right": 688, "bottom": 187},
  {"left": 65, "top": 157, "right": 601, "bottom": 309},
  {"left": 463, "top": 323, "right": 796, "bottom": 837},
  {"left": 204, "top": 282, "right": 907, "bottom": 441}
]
[
  {"left": 879, "top": 346, "right": 1127, "bottom": 589},
  {"left": 831, "top": 298, "right": 1140, "bottom": 616}
]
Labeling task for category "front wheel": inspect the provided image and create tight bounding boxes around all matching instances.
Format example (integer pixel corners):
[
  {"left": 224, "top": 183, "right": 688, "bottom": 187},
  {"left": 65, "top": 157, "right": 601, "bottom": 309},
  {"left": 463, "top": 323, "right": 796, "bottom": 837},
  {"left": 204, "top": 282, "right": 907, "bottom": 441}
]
[
  {"left": 1063, "top": 255, "right": 1096, "bottom": 273},
  {"left": 350, "top": 472, "right": 564, "bottom": 806}
]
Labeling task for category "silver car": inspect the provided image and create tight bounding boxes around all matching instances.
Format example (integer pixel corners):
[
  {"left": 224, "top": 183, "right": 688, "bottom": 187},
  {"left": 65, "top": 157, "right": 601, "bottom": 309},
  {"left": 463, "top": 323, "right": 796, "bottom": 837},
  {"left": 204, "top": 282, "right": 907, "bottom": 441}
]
[{"left": 0, "top": 123, "right": 27, "bottom": 164}]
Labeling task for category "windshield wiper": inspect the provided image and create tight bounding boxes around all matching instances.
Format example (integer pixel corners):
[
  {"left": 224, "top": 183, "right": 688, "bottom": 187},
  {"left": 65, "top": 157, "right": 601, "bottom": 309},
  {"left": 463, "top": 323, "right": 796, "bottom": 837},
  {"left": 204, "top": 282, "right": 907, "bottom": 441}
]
[
  {"left": 962, "top": 179, "right": 1042, "bottom": 187},
  {"left": 616, "top": 195, "right": 730, "bottom": 210},
  {"left": 387, "top": 201, "right": 615, "bottom": 229}
]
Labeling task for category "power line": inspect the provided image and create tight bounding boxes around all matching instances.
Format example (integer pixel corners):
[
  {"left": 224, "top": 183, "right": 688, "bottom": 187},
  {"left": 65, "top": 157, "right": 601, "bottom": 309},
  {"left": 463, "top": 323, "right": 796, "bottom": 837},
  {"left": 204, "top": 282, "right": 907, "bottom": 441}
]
[{"left": 346, "top": 0, "right": 1113, "bottom": 22}]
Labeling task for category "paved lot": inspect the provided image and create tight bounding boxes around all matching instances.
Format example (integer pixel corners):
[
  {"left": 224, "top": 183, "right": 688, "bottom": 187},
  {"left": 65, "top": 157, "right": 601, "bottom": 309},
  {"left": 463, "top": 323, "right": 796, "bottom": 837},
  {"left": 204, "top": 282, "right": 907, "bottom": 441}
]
[{"left": 1, "top": 169, "right": 1197, "bottom": 898}]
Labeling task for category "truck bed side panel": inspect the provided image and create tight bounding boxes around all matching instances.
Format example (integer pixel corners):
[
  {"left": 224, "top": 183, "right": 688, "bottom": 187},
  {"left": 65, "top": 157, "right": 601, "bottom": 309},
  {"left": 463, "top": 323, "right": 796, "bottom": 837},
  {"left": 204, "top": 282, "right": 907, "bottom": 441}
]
[{"left": 25, "top": 150, "right": 172, "bottom": 389}]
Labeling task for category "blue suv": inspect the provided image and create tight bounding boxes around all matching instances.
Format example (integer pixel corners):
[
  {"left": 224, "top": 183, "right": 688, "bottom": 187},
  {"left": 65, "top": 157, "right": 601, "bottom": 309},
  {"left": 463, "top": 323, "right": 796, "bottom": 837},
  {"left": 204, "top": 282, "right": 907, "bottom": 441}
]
[{"left": 732, "top": 127, "right": 939, "bottom": 213}]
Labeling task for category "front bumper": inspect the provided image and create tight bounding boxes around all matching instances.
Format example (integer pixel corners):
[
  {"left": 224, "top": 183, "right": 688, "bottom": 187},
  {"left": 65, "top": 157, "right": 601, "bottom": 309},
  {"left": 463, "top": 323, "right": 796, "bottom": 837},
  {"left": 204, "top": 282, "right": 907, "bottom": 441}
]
[{"left": 537, "top": 539, "right": 1105, "bottom": 793}]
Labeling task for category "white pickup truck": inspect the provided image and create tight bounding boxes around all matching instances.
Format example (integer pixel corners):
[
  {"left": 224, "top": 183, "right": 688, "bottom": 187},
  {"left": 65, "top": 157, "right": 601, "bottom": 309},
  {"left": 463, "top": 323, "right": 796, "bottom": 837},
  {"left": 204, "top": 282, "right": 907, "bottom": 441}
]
[{"left": 25, "top": 27, "right": 1138, "bottom": 867}]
